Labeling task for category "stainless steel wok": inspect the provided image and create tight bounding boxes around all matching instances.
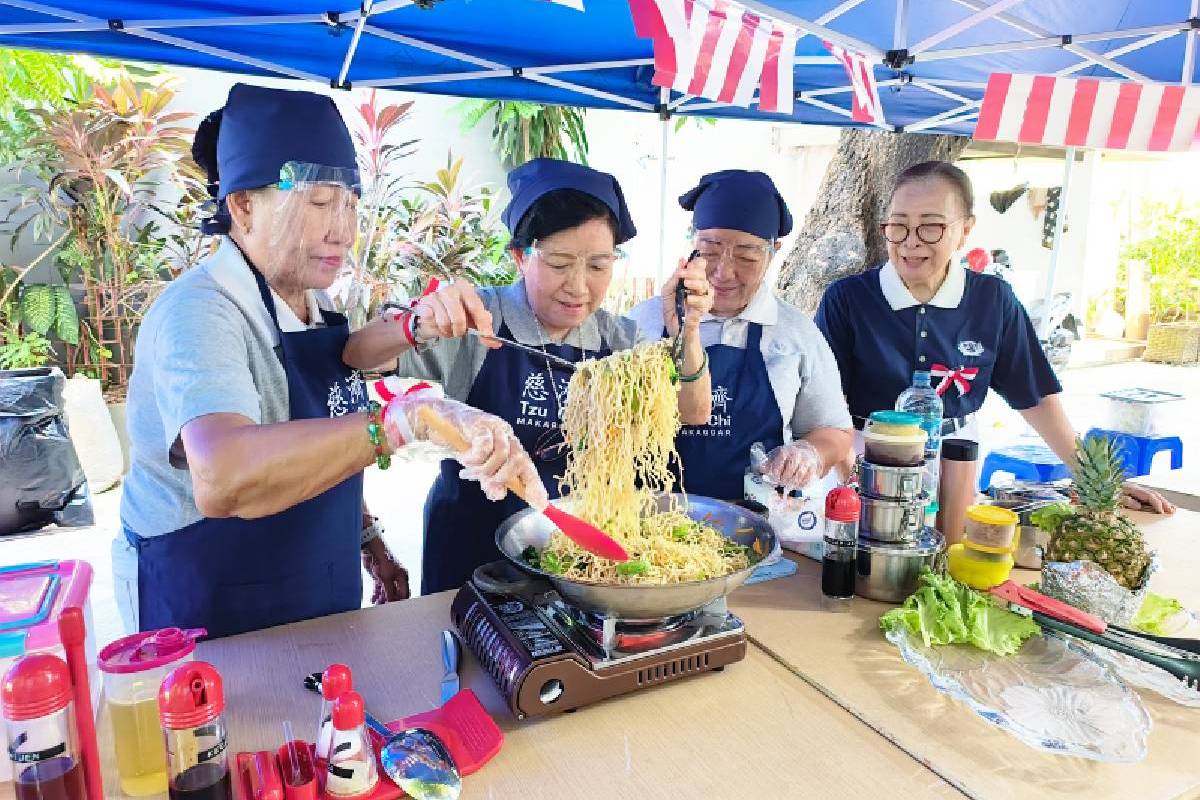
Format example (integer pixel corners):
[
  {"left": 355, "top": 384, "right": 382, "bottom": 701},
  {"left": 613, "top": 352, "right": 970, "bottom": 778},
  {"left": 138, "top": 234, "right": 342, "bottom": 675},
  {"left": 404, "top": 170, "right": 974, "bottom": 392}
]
[{"left": 494, "top": 494, "right": 780, "bottom": 620}]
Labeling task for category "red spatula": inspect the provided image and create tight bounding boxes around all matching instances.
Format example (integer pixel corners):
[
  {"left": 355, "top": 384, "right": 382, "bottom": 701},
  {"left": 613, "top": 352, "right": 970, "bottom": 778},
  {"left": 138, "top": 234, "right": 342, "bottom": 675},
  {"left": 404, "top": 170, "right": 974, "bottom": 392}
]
[{"left": 415, "top": 406, "right": 630, "bottom": 562}]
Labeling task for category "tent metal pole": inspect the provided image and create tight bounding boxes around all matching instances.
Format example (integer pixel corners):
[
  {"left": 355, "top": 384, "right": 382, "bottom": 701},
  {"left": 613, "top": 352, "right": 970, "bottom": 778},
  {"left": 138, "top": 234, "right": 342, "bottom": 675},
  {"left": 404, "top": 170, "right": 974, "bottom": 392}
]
[
  {"left": 1058, "top": 31, "right": 1179, "bottom": 76},
  {"left": 128, "top": 28, "right": 327, "bottom": 81},
  {"left": 921, "top": 21, "right": 1188, "bottom": 62},
  {"left": 1039, "top": 147, "right": 1076, "bottom": 341},
  {"left": 816, "top": 0, "right": 869, "bottom": 25},
  {"left": 947, "top": 0, "right": 1149, "bottom": 81},
  {"left": 342, "top": 0, "right": 411, "bottom": 23},
  {"left": 1184, "top": 0, "right": 1199, "bottom": 84},
  {"left": 909, "top": 0, "right": 1028, "bottom": 55},
  {"left": 893, "top": 0, "right": 908, "bottom": 48},
  {"left": 910, "top": 78, "right": 973, "bottom": 104},
  {"left": 906, "top": 99, "right": 982, "bottom": 131},
  {"left": 356, "top": 58, "right": 652, "bottom": 87},
  {"left": 657, "top": 87, "right": 671, "bottom": 287},
  {"left": 335, "top": 0, "right": 372, "bottom": 88}
]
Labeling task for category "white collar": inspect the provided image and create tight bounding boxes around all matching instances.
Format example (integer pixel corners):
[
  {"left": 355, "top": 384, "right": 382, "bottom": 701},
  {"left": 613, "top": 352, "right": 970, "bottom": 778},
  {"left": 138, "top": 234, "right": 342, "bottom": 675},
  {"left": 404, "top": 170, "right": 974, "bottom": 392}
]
[
  {"left": 204, "top": 238, "right": 325, "bottom": 338},
  {"left": 703, "top": 281, "right": 778, "bottom": 326},
  {"left": 879, "top": 260, "right": 966, "bottom": 310}
]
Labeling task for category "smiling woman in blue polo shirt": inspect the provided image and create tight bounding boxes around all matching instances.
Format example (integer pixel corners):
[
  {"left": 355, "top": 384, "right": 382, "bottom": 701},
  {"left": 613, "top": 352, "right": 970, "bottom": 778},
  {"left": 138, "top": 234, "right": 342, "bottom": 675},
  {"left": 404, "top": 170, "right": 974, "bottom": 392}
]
[{"left": 816, "top": 160, "right": 1173, "bottom": 513}]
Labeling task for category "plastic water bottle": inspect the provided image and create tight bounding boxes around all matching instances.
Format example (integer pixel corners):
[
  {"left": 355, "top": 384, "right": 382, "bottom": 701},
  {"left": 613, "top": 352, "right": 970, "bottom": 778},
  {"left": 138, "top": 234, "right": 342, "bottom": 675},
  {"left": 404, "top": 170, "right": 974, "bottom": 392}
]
[{"left": 896, "top": 371, "right": 943, "bottom": 498}]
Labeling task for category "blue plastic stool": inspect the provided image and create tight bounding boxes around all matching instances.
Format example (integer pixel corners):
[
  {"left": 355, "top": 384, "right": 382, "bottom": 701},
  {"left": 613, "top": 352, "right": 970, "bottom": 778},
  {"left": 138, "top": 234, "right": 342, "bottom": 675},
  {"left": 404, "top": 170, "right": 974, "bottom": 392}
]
[
  {"left": 1084, "top": 428, "right": 1183, "bottom": 477},
  {"left": 978, "top": 444, "right": 1071, "bottom": 490}
]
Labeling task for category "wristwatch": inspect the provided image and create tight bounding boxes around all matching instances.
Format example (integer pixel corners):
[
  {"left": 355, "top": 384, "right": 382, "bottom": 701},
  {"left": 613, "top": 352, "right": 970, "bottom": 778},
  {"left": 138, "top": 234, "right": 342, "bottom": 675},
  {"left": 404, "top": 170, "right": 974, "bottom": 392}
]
[{"left": 361, "top": 515, "right": 384, "bottom": 546}]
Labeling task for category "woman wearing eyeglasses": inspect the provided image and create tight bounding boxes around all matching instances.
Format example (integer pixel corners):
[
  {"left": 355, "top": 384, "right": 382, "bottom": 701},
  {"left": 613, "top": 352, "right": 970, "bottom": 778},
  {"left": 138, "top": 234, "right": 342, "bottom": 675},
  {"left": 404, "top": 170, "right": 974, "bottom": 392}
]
[
  {"left": 627, "top": 170, "right": 853, "bottom": 503},
  {"left": 815, "top": 160, "right": 1173, "bottom": 513},
  {"left": 345, "top": 158, "right": 713, "bottom": 594}
]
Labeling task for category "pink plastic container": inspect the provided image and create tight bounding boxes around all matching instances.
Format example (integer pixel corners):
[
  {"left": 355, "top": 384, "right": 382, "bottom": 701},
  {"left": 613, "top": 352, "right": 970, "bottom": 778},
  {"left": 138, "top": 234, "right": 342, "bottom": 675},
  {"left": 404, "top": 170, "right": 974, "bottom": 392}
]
[{"left": 0, "top": 560, "right": 94, "bottom": 783}]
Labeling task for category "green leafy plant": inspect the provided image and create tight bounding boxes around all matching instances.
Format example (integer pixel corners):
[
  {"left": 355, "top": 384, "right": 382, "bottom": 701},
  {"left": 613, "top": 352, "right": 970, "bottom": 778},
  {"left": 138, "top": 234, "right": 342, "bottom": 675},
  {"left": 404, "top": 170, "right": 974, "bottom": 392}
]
[
  {"left": 455, "top": 99, "right": 588, "bottom": 167},
  {"left": 1117, "top": 201, "right": 1200, "bottom": 323},
  {"left": 390, "top": 155, "right": 514, "bottom": 294},
  {"left": 2, "top": 77, "right": 209, "bottom": 393}
]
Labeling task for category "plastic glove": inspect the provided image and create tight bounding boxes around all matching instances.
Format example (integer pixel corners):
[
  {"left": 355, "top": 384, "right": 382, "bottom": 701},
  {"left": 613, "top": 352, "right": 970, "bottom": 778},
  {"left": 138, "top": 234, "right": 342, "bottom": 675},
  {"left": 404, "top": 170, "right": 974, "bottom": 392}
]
[
  {"left": 382, "top": 394, "right": 549, "bottom": 508},
  {"left": 759, "top": 440, "right": 823, "bottom": 493}
]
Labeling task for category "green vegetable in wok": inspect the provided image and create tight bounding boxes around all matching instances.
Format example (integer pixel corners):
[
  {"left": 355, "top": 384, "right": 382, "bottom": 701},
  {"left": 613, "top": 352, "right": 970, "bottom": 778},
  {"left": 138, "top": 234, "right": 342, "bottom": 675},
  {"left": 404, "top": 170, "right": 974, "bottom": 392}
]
[
  {"left": 521, "top": 546, "right": 539, "bottom": 569},
  {"left": 616, "top": 559, "right": 650, "bottom": 577}
]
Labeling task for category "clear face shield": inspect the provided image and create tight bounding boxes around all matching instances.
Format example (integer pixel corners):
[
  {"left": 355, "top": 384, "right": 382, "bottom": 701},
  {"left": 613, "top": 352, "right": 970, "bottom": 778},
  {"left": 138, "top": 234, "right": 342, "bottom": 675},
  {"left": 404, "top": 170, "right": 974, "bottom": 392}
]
[{"left": 260, "top": 160, "right": 362, "bottom": 289}]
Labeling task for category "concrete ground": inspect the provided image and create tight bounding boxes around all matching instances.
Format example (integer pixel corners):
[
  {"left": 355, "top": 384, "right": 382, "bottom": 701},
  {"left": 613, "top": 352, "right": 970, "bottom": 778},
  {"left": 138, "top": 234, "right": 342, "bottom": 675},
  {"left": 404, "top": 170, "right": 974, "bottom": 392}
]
[{"left": 1, "top": 359, "right": 1196, "bottom": 649}]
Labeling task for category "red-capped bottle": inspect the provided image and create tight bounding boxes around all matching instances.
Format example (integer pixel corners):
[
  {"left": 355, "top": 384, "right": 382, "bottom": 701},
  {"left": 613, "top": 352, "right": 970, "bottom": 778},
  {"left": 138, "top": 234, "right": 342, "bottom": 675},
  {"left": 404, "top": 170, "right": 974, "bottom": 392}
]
[
  {"left": 822, "top": 487, "right": 861, "bottom": 603},
  {"left": 325, "top": 691, "right": 378, "bottom": 798},
  {"left": 316, "top": 663, "right": 353, "bottom": 763},
  {"left": 2, "top": 653, "right": 86, "bottom": 800},
  {"left": 158, "top": 662, "right": 231, "bottom": 800}
]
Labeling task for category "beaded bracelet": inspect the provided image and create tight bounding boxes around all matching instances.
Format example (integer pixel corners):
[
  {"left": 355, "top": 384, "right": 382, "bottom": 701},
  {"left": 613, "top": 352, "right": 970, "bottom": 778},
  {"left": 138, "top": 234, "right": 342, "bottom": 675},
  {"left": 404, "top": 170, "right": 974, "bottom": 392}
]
[
  {"left": 678, "top": 350, "right": 709, "bottom": 383},
  {"left": 366, "top": 401, "right": 392, "bottom": 470}
]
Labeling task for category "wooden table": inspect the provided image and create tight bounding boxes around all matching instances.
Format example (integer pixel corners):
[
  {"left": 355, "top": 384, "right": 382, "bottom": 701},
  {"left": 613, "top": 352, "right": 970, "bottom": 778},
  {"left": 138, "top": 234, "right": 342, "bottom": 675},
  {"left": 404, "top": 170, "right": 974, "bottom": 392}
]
[
  {"left": 2, "top": 512, "right": 1194, "bottom": 800},
  {"left": 729, "top": 509, "right": 1200, "bottom": 800}
]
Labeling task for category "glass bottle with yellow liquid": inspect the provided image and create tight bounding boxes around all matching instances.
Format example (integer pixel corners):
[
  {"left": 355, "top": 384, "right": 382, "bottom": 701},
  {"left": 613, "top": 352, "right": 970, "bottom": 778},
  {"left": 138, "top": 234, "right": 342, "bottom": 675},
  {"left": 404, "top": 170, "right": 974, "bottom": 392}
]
[{"left": 98, "top": 628, "right": 205, "bottom": 796}]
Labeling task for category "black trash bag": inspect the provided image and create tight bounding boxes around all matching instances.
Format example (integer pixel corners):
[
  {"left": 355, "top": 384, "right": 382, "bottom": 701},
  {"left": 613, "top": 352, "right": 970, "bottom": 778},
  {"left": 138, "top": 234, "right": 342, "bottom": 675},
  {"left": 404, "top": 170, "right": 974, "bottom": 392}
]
[{"left": 0, "top": 367, "right": 93, "bottom": 535}]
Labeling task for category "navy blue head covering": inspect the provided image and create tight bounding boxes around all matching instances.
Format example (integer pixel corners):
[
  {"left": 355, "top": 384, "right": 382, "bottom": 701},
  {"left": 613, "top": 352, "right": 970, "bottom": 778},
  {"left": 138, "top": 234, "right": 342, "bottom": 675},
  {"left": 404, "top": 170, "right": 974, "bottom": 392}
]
[
  {"left": 679, "top": 170, "right": 793, "bottom": 240},
  {"left": 192, "top": 83, "right": 358, "bottom": 234},
  {"left": 501, "top": 158, "right": 637, "bottom": 244}
]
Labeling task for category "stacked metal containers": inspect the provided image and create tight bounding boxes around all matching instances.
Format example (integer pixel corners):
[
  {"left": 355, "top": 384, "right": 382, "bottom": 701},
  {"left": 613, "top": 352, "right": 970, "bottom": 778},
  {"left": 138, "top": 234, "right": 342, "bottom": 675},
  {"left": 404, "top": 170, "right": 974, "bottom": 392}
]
[{"left": 854, "top": 413, "right": 945, "bottom": 602}]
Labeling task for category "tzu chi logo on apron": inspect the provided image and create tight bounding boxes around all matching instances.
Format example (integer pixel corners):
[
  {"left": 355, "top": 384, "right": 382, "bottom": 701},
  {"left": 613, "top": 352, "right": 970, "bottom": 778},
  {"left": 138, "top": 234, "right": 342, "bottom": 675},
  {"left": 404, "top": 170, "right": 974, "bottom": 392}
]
[
  {"left": 326, "top": 370, "right": 367, "bottom": 417},
  {"left": 517, "top": 371, "right": 567, "bottom": 429},
  {"left": 681, "top": 384, "right": 734, "bottom": 437}
]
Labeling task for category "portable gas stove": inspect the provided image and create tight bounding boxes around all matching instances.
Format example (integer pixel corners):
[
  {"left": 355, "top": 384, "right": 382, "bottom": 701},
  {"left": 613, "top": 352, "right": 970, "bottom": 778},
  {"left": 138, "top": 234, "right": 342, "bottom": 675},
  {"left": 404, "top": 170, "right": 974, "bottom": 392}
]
[{"left": 451, "top": 574, "right": 747, "bottom": 719}]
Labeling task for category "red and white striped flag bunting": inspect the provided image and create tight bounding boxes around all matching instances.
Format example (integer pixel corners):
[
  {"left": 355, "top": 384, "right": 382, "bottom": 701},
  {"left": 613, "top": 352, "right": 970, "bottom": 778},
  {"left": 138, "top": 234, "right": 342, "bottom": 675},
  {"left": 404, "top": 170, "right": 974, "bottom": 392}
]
[
  {"left": 628, "top": 0, "right": 797, "bottom": 114},
  {"left": 822, "top": 40, "right": 885, "bottom": 125},
  {"left": 974, "top": 72, "right": 1200, "bottom": 152}
]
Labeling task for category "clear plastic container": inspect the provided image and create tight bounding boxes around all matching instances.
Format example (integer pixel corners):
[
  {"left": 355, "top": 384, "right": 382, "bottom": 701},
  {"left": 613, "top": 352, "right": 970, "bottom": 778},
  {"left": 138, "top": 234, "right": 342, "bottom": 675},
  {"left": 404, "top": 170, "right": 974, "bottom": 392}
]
[
  {"left": 99, "top": 627, "right": 204, "bottom": 796},
  {"left": 1100, "top": 388, "right": 1184, "bottom": 436},
  {"left": 862, "top": 428, "right": 927, "bottom": 467},
  {"left": 963, "top": 505, "right": 1019, "bottom": 550},
  {"left": 159, "top": 662, "right": 232, "bottom": 800},
  {"left": 2, "top": 653, "right": 86, "bottom": 800}
]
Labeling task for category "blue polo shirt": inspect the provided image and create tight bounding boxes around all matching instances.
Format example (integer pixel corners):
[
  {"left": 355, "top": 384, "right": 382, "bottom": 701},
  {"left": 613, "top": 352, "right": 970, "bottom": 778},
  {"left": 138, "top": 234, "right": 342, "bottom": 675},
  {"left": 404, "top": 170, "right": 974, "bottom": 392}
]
[{"left": 815, "top": 262, "right": 1062, "bottom": 426}]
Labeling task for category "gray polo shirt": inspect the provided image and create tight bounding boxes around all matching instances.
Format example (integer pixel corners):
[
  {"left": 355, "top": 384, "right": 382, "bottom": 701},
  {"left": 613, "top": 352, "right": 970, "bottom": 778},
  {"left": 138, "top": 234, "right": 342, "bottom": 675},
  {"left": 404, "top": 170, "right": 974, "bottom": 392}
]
[{"left": 396, "top": 280, "right": 644, "bottom": 400}]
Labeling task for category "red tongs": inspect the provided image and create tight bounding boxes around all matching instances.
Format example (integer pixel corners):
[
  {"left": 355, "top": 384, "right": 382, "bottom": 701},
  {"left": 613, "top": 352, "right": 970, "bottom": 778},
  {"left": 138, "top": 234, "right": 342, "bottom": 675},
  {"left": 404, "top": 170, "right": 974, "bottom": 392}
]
[
  {"left": 991, "top": 580, "right": 1200, "bottom": 691},
  {"left": 990, "top": 580, "right": 1106, "bottom": 633}
]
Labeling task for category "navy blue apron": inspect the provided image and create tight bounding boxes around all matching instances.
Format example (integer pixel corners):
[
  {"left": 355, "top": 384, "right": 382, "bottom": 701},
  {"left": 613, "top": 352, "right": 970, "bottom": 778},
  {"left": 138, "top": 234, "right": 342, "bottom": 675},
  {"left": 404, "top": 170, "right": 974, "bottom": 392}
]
[
  {"left": 420, "top": 323, "right": 610, "bottom": 595},
  {"left": 673, "top": 323, "right": 784, "bottom": 501},
  {"left": 126, "top": 263, "right": 365, "bottom": 639}
]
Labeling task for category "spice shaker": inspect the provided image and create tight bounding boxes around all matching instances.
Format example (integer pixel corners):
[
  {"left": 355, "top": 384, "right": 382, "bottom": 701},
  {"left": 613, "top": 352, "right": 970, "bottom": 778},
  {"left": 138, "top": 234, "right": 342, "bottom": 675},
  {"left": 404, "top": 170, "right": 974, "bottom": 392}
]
[
  {"left": 158, "top": 661, "right": 232, "bottom": 800},
  {"left": 821, "top": 487, "right": 860, "bottom": 606},
  {"left": 2, "top": 653, "right": 87, "bottom": 800},
  {"left": 325, "top": 691, "right": 378, "bottom": 798},
  {"left": 937, "top": 438, "right": 979, "bottom": 546},
  {"left": 316, "top": 663, "right": 353, "bottom": 762}
]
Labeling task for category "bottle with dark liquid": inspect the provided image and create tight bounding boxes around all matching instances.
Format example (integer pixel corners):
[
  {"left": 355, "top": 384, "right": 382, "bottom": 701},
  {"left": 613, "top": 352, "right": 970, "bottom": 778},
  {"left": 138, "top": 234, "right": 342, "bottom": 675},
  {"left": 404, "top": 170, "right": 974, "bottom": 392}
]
[
  {"left": 158, "top": 662, "right": 232, "bottom": 800},
  {"left": 3, "top": 653, "right": 87, "bottom": 800},
  {"left": 821, "top": 487, "right": 860, "bottom": 606}
]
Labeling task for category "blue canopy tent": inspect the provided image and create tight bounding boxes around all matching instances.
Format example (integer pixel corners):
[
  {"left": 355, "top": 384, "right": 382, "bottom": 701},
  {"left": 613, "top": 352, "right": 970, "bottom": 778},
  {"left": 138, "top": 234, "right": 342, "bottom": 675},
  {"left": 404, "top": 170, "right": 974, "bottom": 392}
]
[
  {"left": 2, "top": 0, "right": 1197, "bottom": 290},
  {"left": 1, "top": 1, "right": 1196, "bottom": 134}
]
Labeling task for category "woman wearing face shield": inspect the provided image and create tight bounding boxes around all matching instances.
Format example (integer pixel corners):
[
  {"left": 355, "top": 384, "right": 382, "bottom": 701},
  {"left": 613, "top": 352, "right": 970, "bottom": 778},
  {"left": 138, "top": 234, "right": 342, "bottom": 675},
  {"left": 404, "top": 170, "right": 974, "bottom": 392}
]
[
  {"left": 627, "top": 170, "right": 853, "bottom": 502},
  {"left": 815, "top": 161, "right": 1173, "bottom": 514},
  {"left": 343, "top": 157, "right": 714, "bottom": 595},
  {"left": 115, "top": 84, "right": 546, "bottom": 638}
]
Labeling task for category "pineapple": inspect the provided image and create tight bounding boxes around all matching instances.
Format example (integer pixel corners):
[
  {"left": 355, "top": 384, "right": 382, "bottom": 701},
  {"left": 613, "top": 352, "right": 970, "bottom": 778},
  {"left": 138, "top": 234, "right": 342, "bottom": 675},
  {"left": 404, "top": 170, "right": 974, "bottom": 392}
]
[{"left": 1043, "top": 436, "right": 1152, "bottom": 590}]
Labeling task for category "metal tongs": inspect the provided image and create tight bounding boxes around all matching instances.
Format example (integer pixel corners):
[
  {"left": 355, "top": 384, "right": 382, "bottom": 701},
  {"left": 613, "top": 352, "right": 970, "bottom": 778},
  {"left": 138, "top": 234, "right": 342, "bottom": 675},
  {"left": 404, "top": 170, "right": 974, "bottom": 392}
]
[
  {"left": 468, "top": 329, "right": 576, "bottom": 372},
  {"left": 991, "top": 581, "right": 1200, "bottom": 691}
]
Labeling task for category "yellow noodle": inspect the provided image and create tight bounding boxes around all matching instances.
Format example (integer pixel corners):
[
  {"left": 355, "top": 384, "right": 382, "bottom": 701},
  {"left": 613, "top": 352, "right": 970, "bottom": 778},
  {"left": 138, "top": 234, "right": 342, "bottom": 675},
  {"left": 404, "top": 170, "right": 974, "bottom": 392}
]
[{"left": 538, "top": 341, "right": 750, "bottom": 585}]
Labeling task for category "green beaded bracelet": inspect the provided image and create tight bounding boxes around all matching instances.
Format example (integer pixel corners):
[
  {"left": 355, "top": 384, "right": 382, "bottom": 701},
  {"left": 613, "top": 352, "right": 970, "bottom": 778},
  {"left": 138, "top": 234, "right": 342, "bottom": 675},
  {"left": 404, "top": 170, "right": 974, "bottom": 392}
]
[
  {"left": 367, "top": 401, "right": 391, "bottom": 470},
  {"left": 678, "top": 350, "right": 709, "bottom": 383}
]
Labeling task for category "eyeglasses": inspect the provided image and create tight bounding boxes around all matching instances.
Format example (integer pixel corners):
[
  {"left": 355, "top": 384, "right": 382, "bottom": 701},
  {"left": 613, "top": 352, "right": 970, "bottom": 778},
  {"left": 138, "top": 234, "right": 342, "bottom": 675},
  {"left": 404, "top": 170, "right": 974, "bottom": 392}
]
[
  {"left": 693, "top": 237, "right": 772, "bottom": 267},
  {"left": 879, "top": 218, "right": 965, "bottom": 245},
  {"left": 528, "top": 243, "right": 627, "bottom": 272}
]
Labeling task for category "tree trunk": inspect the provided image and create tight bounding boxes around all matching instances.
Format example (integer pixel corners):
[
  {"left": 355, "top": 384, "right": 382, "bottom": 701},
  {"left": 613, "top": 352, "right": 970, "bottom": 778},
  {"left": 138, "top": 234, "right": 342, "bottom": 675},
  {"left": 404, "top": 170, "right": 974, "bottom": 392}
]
[{"left": 775, "top": 129, "right": 969, "bottom": 315}]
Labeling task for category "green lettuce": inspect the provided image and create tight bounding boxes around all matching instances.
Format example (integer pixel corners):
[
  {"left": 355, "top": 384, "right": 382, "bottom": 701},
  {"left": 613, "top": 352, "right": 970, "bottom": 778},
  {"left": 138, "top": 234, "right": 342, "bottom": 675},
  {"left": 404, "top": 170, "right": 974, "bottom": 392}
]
[
  {"left": 1132, "top": 592, "right": 1186, "bottom": 635},
  {"left": 1030, "top": 502, "right": 1075, "bottom": 533},
  {"left": 880, "top": 570, "right": 1041, "bottom": 657}
]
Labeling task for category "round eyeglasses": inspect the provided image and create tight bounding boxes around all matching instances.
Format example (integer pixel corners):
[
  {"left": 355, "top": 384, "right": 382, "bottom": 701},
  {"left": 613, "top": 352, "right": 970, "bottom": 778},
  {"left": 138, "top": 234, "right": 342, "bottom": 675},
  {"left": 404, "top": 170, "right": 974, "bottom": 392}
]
[{"left": 879, "top": 219, "right": 965, "bottom": 245}]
